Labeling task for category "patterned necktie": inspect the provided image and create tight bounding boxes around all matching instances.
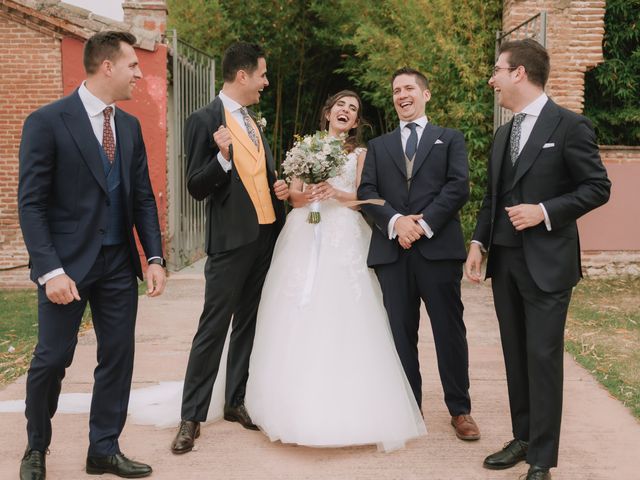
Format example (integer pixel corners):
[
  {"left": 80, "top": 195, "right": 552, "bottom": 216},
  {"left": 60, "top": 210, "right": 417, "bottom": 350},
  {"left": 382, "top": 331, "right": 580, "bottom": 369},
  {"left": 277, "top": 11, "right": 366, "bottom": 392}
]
[
  {"left": 102, "top": 106, "right": 116, "bottom": 164},
  {"left": 509, "top": 113, "right": 526, "bottom": 165},
  {"left": 405, "top": 122, "right": 418, "bottom": 160},
  {"left": 240, "top": 107, "right": 260, "bottom": 149}
]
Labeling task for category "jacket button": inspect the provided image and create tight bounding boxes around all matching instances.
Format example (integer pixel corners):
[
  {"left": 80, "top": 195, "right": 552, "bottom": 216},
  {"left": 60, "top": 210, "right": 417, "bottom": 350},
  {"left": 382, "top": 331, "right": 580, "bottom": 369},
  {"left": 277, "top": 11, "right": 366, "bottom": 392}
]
[
  {"left": 106, "top": 199, "right": 111, "bottom": 206},
  {"left": 99, "top": 229, "right": 106, "bottom": 234}
]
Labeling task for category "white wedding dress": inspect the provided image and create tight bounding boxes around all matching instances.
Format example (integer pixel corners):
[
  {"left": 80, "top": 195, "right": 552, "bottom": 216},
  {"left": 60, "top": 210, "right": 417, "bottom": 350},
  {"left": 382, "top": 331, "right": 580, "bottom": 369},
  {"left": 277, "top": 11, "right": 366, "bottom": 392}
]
[
  {"left": 244, "top": 149, "right": 426, "bottom": 452},
  {"left": 0, "top": 150, "right": 425, "bottom": 452}
]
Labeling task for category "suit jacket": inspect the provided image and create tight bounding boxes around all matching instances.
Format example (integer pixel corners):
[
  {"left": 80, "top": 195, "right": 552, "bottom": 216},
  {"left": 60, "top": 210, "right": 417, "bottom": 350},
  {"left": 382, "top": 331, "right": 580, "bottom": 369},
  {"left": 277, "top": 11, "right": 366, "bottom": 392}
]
[
  {"left": 18, "top": 89, "right": 163, "bottom": 284},
  {"left": 358, "top": 123, "right": 469, "bottom": 266},
  {"left": 472, "top": 99, "right": 611, "bottom": 292},
  {"left": 184, "top": 97, "right": 285, "bottom": 254}
]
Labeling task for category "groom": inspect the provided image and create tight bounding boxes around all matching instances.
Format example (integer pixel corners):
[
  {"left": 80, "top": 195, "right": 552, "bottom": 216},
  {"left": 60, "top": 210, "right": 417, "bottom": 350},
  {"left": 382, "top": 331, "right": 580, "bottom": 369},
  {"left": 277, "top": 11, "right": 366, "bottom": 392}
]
[
  {"left": 171, "top": 42, "right": 288, "bottom": 454},
  {"left": 358, "top": 67, "right": 479, "bottom": 441}
]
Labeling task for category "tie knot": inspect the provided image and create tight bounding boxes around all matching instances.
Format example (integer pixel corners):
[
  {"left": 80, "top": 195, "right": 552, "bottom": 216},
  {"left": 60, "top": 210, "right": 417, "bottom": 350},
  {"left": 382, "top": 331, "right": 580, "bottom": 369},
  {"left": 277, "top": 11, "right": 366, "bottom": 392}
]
[
  {"left": 103, "top": 106, "right": 113, "bottom": 120},
  {"left": 240, "top": 107, "right": 249, "bottom": 117},
  {"left": 406, "top": 122, "right": 417, "bottom": 132},
  {"left": 513, "top": 113, "right": 525, "bottom": 126}
]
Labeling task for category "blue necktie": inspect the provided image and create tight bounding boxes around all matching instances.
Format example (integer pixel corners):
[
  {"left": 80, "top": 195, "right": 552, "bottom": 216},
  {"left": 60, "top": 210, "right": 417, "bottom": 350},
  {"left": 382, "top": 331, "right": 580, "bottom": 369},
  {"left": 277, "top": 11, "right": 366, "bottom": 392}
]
[{"left": 405, "top": 122, "right": 418, "bottom": 160}]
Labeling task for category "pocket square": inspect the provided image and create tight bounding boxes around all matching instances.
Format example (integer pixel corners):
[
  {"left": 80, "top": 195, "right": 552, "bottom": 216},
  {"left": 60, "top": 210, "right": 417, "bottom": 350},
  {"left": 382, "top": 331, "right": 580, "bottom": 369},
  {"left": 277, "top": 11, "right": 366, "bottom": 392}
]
[
  {"left": 435, "top": 139, "right": 444, "bottom": 144},
  {"left": 542, "top": 142, "right": 555, "bottom": 149}
]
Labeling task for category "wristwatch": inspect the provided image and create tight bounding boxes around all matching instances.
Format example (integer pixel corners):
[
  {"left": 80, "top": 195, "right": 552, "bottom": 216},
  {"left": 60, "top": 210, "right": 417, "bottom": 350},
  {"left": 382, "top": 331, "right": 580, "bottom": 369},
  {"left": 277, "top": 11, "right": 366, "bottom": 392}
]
[{"left": 148, "top": 257, "right": 166, "bottom": 268}]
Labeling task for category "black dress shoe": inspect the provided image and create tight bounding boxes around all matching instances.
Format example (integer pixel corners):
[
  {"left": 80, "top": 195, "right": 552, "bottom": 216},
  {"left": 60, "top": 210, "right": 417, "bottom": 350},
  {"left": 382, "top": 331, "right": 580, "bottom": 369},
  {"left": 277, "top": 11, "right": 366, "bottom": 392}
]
[
  {"left": 224, "top": 404, "right": 259, "bottom": 430},
  {"left": 20, "top": 448, "right": 46, "bottom": 480},
  {"left": 483, "top": 438, "right": 528, "bottom": 470},
  {"left": 86, "top": 452, "right": 151, "bottom": 478},
  {"left": 171, "top": 420, "right": 200, "bottom": 454},
  {"left": 526, "top": 465, "right": 551, "bottom": 479}
]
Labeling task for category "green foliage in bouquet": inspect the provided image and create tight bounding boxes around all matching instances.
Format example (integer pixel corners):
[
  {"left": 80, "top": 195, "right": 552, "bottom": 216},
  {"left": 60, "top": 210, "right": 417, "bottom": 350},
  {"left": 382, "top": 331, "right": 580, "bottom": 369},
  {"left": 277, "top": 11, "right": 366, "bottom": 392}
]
[{"left": 281, "top": 132, "right": 348, "bottom": 185}]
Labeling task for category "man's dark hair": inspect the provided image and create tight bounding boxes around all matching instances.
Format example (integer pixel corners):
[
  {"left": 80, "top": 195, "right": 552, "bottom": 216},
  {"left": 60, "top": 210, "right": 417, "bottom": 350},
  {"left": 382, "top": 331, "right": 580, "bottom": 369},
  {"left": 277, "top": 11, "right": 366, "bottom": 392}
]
[
  {"left": 222, "top": 42, "right": 265, "bottom": 82},
  {"left": 391, "top": 67, "right": 430, "bottom": 91},
  {"left": 498, "top": 38, "right": 550, "bottom": 88},
  {"left": 83, "top": 31, "right": 137, "bottom": 75}
]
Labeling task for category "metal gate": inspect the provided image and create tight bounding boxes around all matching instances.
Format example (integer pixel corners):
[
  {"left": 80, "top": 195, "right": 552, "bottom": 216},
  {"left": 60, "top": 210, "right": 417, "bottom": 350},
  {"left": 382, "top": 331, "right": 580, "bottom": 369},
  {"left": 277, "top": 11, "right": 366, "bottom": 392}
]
[
  {"left": 166, "top": 30, "right": 215, "bottom": 270},
  {"left": 494, "top": 12, "right": 547, "bottom": 131}
]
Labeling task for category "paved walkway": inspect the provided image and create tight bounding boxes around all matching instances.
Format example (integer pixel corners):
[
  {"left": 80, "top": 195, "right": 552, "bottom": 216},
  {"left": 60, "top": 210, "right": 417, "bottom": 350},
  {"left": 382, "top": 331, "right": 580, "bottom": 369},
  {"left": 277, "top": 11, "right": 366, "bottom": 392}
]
[{"left": 1, "top": 260, "right": 638, "bottom": 479}]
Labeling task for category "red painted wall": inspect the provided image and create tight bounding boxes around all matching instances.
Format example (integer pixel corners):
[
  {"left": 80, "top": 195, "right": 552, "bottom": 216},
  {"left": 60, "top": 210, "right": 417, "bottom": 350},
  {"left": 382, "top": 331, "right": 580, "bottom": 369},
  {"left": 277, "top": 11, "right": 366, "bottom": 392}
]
[{"left": 61, "top": 37, "right": 167, "bottom": 266}]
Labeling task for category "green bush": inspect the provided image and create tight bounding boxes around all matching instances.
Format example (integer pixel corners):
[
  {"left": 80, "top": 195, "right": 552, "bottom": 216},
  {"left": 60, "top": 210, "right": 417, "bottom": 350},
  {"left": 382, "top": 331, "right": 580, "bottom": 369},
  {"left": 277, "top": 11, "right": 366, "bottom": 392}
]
[{"left": 584, "top": 0, "right": 640, "bottom": 145}]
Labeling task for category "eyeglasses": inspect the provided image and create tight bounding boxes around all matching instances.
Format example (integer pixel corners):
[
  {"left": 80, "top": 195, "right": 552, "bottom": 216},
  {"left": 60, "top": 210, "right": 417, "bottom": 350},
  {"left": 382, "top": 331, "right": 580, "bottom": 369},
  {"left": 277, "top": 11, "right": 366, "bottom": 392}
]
[{"left": 491, "top": 66, "right": 517, "bottom": 76}]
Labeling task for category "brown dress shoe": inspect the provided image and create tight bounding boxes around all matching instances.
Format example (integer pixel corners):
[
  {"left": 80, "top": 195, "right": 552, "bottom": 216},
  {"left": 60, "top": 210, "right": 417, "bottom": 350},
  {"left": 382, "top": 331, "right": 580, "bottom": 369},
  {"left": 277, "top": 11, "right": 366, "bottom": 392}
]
[
  {"left": 170, "top": 420, "right": 200, "bottom": 454},
  {"left": 224, "top": 404, "right": 259, "bottom": 430},
  {"left": 451, "top": 414, "right": 481, "bottom": 440}
]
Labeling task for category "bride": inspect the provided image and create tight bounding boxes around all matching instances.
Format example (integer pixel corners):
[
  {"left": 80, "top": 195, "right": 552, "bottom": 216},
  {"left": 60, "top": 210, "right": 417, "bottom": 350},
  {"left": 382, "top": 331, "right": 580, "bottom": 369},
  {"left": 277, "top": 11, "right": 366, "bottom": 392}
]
[{"left": 244, "top": 90, "right": 426, "bottom": 452}]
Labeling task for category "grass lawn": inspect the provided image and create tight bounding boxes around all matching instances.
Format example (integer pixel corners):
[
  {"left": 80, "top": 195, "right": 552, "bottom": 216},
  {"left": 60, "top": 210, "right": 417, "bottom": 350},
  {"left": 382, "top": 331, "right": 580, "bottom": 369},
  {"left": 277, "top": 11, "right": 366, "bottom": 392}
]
[
  {"left": 0, "top": 281, "right": 147, "bottom": 385},
  {"left": 566, "top": 276, "right": 640, "bottom": 419}
]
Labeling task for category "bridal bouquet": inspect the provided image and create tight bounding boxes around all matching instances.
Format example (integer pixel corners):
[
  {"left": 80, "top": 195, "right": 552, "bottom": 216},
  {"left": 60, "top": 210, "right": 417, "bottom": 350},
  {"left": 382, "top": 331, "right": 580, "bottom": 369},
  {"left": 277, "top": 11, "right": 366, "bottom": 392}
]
[{"left": 282, "top": 131, "right": 348, "bottom": 223}]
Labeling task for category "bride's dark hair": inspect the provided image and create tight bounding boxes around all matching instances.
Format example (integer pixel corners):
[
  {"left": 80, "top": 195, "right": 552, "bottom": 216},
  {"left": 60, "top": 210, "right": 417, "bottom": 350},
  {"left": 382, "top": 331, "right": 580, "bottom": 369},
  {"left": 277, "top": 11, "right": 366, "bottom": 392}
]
[{"left": 319, "top": 90, "right": 369, "bottom": 153}]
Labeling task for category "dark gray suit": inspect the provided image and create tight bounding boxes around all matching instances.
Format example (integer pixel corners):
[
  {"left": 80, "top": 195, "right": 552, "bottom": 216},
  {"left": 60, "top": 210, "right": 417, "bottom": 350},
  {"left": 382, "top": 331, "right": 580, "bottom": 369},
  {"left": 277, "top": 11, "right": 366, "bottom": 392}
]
[{"left": 473, "top": 98, "right": 611, "bottom": 467}]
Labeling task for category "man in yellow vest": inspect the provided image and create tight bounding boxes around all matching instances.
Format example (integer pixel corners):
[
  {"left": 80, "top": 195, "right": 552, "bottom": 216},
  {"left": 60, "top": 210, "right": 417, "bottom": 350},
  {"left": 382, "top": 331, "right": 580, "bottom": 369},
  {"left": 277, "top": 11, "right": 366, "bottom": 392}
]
[{"left": 171, "top": 42, "right": 289, "bottom": 454}]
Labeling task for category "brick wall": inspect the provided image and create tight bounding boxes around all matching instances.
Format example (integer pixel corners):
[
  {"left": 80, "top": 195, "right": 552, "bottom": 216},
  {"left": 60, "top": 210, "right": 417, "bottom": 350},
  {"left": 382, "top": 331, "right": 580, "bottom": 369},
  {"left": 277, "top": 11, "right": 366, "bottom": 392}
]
[
  {"left": 502, "top": 0, "right": 606, "bottom": 113},
  {"left": 0, "top": 12, "right": 62, "bottom": 289}
]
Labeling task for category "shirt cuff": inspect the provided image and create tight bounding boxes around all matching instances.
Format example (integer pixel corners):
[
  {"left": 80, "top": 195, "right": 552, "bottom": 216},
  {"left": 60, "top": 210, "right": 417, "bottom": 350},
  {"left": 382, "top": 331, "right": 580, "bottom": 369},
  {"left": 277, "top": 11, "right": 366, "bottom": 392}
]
[
  {"left": 147, "top": 256, "right": 161, "bottom": 262},
  {"left": 38, "top": 268, "right": 65, "bottom": 286},
  {"left": 388, "top": 213, "right": 402, "bottom": 239},
  {"left": 217, "top": 152, "right": 232, "bottom": 172},
  {"left": 417, "top": 219, "right": 433, "bottom": 239},
  {"left": 539, "top": 203, "right": 552, "bottom": 231}
]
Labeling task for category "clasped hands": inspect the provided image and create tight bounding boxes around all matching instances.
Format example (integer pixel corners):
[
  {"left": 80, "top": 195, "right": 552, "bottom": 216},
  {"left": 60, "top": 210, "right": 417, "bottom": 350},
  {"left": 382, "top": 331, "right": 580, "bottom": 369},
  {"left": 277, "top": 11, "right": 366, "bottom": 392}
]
[
  {"left": 395, "top": 214, "right": 425, "bottom": 250},
  {"left": 301, "top": 182, "right": 338, "bottom": 203}
]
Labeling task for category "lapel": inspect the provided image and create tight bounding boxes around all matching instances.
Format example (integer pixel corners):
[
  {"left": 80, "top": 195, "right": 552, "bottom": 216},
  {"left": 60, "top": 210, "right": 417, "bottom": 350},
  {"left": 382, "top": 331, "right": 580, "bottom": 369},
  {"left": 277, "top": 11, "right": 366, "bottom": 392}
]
[
  {"left": 61, "top": 90, "right": 108, "bottom": 194},
  {"left": 512, "top": 99, "right": 561, "bottom": 187},
  {"left": 411, "top": 123, "right": 443, "bottom": 177},
  {"left": 382, "top": 127, "right": 407, "bottom": 177},
  {"left": 114, "top": 109, "right": 133, "bottom": 196},
  {"left": 491, "top": 122, "right": 510, "bottom": 195}
]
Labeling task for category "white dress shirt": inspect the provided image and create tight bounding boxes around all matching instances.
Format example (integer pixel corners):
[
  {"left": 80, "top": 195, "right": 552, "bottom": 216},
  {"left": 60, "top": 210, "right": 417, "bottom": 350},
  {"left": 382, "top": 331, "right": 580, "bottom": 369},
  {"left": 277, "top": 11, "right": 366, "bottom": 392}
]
[
  {"left": 215, "top": 90, "right": 253, "bottom": 172},
  {"left": 388, "top": 115, "right": 434, "bottom": 240}
]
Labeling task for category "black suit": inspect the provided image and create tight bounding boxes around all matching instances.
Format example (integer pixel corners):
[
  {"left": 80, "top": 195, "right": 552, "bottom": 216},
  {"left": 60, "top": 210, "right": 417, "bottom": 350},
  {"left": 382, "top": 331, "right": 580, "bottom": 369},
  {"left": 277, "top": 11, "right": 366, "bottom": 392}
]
[
  {"left": 180, "top": 97, "right": 285, "bottom": 421},
  {"left": 358, "top": 123, "right": 472, "bottom": 414},
  {"left": 18, "top": 90, "right": 163, "bottom": 455},
  {"left": 473, "top": 99, "right": 610, "bottom": 467}
]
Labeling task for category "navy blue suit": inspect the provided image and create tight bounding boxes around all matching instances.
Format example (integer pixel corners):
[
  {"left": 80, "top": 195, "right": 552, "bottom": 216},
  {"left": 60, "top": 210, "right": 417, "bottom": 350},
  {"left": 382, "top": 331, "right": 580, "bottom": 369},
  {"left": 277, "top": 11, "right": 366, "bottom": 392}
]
[
  {"left": 358, "top": 123, "right": 471, "bottom": 413},
  {"left": 18, "top": 89, "right": 162, "bottom": 455}
]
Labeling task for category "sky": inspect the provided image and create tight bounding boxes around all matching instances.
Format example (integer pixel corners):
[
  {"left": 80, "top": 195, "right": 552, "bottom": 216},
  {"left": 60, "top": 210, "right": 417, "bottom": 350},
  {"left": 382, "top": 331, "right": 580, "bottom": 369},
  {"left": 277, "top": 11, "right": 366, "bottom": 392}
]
[{"left": 64, "top": 0, "right": 124, "bottom": 21}]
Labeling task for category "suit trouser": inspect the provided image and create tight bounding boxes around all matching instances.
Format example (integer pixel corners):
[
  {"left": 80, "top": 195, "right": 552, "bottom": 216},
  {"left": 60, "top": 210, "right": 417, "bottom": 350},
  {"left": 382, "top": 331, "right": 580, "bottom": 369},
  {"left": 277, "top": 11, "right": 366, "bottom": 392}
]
[
  {"left": 181, "top": 224, "right": 276, "bottom": 422},
  {"left": 374, "top": 248, "right": 471, "bottom": 414},
  {"left": 490, "top": 246, "right": 571, "bottom": 468},
  {"left": 25, "top": 244, "right": 138, "bottom": 456}
]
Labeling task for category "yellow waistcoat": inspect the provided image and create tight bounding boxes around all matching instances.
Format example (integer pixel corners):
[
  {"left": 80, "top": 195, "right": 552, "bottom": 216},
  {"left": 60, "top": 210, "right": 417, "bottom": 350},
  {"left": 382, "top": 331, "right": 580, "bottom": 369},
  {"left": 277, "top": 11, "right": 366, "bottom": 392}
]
[{"left": 225, "top": 109, "right": 276, "bottom": 224}]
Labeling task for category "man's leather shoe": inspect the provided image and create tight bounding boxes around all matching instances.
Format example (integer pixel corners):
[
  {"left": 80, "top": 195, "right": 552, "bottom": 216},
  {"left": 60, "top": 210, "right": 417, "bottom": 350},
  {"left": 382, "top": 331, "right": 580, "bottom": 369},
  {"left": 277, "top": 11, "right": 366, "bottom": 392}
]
[
  {"left": 224, "top": 404, "right": 259, "bottom": 430},
  {"left": 483, "top": 438, "right": 528, "bottom": 469},
  {"left": 86, "top": 453, "right": 151, "bottom": 478},
  {"left": 171, "top": 420, "right": 200, "bottom": 454},
  {"left": 20, "top": 448, "right": 46, "bottom": 480},
  {"left": 450, "top": 414, "right": 481, "bottom": 440},
  {"left": 526, "top": 465, "right": 551, "bottom": 480}
]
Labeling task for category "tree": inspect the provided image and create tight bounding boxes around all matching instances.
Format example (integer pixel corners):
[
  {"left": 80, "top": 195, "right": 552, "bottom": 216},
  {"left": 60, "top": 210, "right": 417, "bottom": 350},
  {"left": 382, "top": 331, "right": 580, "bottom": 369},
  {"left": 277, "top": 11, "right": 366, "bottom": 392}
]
[{"left": 584, "top": 0, "right": 640, "bottom": 145}]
